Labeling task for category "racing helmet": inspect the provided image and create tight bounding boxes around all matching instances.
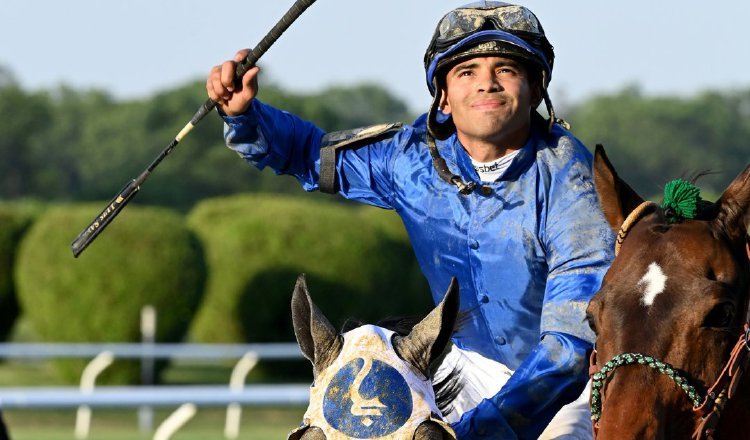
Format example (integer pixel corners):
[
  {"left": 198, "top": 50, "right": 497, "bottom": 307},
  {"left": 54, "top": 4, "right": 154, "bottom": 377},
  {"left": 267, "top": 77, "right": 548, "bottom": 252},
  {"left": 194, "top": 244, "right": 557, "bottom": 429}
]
[{"left": 424, "top": 1, "right": 557, "bottom": 139}]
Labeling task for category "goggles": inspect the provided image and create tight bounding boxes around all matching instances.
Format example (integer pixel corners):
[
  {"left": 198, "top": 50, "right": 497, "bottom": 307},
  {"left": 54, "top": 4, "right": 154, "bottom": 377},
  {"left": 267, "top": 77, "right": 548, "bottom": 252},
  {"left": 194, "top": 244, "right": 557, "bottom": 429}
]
[{"left": 433, "top": 2, "right": 544, "bottom": 50}]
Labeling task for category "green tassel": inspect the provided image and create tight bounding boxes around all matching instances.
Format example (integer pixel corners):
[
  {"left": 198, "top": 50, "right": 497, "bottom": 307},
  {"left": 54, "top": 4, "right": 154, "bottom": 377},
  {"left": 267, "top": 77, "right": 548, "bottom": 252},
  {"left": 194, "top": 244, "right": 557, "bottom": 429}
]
[{"left": 662, "top": 179, "right": 702, "bottom": 222}]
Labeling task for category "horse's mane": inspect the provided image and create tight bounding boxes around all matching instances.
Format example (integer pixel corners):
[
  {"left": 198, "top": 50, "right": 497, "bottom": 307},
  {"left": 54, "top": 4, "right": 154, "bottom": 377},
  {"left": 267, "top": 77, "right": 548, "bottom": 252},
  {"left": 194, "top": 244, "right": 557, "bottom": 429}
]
[{"left": 341, "top": 316, "right": 463, "bottom": 417}]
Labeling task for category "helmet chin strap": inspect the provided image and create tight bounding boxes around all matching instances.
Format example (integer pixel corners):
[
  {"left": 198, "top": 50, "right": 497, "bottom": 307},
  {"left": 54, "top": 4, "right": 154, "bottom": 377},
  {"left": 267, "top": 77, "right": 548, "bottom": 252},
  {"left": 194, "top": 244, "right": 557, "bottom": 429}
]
[
  {"left": 427, "top": 134, "right": 477, "bottom": 195},
  {"left": 427, "top": 84, "right": 477, "bottom": 195},
  {"left": 426, "top": 86, "right": 454, "bottom": 140},
  {"left": 544, "top": 99, "right": 570, "bottom": 131},
  {"left": 540, "top": 69, "right": 568, "bottom": 132}
]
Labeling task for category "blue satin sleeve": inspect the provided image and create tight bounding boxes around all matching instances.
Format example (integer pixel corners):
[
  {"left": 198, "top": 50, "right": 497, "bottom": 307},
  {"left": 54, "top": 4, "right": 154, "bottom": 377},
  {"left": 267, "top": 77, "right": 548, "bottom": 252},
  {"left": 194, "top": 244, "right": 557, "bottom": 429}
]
[
  {"left": 222, "top": 99, "right": 326, "bottom": 191},
  {"left": 538, "top": 138, "right": 614, "bottom": 344},
  {"left": 222, "top": 99, "right": 399, "bottom": 209},
  {"left": 451, "top": 333, "right": 591, "bottom": 440}
]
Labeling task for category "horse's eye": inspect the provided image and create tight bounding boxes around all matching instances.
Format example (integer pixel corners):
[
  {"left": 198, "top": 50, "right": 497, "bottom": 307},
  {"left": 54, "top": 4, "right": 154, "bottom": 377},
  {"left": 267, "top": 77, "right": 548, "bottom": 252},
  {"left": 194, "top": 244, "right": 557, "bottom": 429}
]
[
  {"left": 702, "top": 302, "right": 736, "bottom": 329},
  {"left": 585, "top": 312, "right": 598, "bottom": 334}
]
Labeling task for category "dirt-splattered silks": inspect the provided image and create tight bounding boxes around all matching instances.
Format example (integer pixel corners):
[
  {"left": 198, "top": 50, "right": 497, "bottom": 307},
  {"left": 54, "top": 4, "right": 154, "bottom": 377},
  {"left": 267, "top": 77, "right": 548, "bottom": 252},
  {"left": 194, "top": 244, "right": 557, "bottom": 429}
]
[{"left": 225, "top": 100, "right": 614, "bottom": 438}]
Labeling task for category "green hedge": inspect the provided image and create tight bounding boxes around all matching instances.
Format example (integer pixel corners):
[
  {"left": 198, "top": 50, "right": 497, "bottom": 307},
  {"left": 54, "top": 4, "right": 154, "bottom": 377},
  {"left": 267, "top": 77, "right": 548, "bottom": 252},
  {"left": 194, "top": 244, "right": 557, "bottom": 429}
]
[
  {"left": 0, "top": 204, "right": 36, "bottom": 341},
  {"left": 14, "top": 204, "right": 206, "bottom": 384},
  {"left": 187, "top": 194, "right": 431, "bottom": 343}
]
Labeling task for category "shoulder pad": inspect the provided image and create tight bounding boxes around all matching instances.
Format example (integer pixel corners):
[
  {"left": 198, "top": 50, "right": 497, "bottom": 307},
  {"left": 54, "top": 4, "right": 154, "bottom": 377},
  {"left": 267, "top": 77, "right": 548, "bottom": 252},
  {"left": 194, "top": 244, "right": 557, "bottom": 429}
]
[
  {"left": 319, "top": 123, "right": 403, "bottom": 194},
  {"left": 321, "top": 123, "right": 403, "bottom": 149}
]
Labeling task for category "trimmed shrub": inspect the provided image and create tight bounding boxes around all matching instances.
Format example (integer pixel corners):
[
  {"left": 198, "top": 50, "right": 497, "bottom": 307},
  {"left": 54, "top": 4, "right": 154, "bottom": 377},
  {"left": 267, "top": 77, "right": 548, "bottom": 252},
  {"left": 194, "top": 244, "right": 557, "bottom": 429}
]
[
  {"left": 0, "top": 204, "right": 36, "bottom": 340},
  {"left": 14, "top": 204, "right": 206, "bottom": 384},
  {"left": 187, "top": 194, "right": 431, "bottom": 343}
]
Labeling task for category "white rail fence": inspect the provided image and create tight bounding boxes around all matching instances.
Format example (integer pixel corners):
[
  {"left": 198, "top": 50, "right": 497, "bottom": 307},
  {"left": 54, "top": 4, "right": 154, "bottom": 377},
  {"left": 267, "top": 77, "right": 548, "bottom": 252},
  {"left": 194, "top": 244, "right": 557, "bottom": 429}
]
[{"left": 0, "top": 342, "right": 310, "bottom": 440}]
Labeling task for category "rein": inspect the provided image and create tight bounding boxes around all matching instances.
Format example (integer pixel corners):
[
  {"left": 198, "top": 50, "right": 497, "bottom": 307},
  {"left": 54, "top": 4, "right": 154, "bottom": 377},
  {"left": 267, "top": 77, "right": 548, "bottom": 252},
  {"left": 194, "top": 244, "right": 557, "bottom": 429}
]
[{"left": 590, "top": 202, "right": 750, "bottom": 440}]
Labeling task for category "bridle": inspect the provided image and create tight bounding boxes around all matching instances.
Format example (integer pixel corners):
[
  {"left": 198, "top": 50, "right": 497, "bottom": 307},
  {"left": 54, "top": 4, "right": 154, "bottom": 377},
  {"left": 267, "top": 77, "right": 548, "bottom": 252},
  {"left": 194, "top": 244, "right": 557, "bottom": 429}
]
[{"left": 589, "top": 201, "right": 750, "bottom": 440}]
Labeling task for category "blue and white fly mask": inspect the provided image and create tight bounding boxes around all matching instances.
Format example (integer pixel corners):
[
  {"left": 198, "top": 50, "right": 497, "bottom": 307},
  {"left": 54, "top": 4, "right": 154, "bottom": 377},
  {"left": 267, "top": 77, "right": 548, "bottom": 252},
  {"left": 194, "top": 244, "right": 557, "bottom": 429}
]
[{"left": 288, "top": 274, "right": 460, "bottom": 440}]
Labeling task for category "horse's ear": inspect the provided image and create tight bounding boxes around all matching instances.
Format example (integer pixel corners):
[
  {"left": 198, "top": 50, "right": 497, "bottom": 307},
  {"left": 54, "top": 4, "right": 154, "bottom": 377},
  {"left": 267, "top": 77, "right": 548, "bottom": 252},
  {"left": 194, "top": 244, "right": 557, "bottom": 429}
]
[
  {"left": 291, "top": 274, "right": 342, "bottom": 375},
  {"left": 414, "top": 420, "right": 457, "bottom": 439},
  {"left": 394, "top": 277, "right": 460, "bottom": 374},
  {"left": 593, "top": 144, "right": 645, "bottom": 230},
  {"left": 714, "top": 164, "right": 750, "bottom": 243}
]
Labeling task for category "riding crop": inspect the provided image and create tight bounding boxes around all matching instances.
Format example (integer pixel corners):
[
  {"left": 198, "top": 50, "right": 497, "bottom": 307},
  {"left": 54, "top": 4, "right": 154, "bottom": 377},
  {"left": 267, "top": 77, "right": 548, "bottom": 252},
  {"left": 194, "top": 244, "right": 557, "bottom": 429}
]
[{"left": 70, "top": 0, "right": 318, "bottom": 258}]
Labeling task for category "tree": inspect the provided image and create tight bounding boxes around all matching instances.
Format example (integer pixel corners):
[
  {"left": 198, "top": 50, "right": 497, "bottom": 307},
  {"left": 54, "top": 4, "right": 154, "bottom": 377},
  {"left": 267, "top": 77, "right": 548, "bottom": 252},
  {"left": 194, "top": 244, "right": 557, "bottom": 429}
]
[
  {"left": 566, "top": 86, "right": 749, "bottom": 199},
  {"left": 0, "top": 84, "right": 50, "bottom": 198}
]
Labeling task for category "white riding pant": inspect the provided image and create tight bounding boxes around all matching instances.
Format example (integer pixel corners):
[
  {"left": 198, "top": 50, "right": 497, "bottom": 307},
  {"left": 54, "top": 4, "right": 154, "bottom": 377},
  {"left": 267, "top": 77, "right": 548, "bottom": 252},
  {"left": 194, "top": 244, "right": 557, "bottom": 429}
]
[{"left": 434, "top": 344, "right": 593, "bottom": 440}]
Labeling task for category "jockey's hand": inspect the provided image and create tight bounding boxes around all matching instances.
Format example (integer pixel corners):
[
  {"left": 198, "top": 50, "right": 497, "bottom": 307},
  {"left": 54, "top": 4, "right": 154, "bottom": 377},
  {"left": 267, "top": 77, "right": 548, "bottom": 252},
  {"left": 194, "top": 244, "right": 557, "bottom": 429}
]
[
  {"left": 206, "top": 48, "right": 259, "bottom": 116},
  {"left": 450, "top": 401, "right": 518, "bottom": 439}
]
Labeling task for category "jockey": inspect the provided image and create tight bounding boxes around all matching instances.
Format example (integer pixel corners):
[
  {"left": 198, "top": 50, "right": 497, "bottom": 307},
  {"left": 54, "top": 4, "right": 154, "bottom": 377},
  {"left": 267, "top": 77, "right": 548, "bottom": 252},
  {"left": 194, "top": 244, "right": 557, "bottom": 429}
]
[{"left": 206, "top": 1, "right": 614, "bottom": 438}]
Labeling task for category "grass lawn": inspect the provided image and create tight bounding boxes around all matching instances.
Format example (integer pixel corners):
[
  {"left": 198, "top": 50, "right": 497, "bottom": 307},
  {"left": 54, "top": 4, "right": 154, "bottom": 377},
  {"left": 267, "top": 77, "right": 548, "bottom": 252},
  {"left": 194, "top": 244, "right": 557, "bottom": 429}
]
[
  {"left": 3, "top": 406, "right": 305, "bottom": 440},
  {"left": 0, "top": 355, "right": 311, "bottom": 439}
]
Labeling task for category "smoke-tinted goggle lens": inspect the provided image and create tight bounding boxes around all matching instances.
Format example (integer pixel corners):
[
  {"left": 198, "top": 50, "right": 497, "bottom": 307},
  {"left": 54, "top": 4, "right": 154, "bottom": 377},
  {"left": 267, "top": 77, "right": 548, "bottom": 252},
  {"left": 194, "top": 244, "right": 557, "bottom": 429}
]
[{"left": 435, "top": 5, "right": 542, "bottom": 45}]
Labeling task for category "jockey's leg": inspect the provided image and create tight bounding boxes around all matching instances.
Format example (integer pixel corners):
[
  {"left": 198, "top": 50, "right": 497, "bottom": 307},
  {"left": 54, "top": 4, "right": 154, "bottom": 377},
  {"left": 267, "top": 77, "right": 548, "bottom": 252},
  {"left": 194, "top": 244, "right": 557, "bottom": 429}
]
[
  {"left": 434, "top": 345, "right": 593, "bottom": 439},
  {"left": 433, "top": 344, "right": 512, "bottom": 424},
  {"left": 537, "top": 380, "right": 592, "bottom": 440}
]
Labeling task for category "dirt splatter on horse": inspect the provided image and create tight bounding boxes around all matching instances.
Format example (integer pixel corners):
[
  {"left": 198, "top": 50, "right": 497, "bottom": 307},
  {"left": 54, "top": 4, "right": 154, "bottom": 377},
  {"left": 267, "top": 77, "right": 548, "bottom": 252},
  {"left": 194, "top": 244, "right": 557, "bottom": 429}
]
[
  {"left": 288, "top": 274, "right": 460, "bottom": 440},
  {"left": 586, "top": 146, "right": 750, "bottom": 439}
]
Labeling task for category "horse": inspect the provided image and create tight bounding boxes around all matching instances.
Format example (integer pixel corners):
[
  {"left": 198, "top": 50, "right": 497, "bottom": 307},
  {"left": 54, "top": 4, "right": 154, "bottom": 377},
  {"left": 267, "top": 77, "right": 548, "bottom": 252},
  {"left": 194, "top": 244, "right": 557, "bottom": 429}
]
[
  {"left": 287, "top": 273, "right": 460, "bottom": 440},
  {"left": 586, "top": 145, "right": 750, "bottom": 439}
]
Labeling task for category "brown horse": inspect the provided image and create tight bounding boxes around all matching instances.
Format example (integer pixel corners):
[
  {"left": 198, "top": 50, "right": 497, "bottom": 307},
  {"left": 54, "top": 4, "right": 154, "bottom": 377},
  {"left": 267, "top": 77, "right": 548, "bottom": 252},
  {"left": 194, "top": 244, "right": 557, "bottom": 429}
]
[
  {"left": 586, "top": 146, "right": 750, "bottom": 439},
  {"left": 288, "top": 274, "right": 459, "bottom": 440}
]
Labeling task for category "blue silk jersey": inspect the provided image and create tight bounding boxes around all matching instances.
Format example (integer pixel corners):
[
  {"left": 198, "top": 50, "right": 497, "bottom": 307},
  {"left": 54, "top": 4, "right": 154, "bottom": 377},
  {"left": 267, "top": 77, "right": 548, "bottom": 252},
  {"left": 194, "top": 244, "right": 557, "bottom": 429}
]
[{"left": 222, "top": 100, "right": 615, "bottom": 439}]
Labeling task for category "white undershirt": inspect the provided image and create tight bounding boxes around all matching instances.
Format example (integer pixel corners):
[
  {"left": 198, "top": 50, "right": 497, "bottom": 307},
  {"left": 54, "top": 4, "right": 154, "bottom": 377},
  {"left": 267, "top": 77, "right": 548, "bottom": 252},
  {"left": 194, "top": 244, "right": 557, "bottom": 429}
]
[{"left": 471, "top": 149, "right": 520, "bottom": 182}]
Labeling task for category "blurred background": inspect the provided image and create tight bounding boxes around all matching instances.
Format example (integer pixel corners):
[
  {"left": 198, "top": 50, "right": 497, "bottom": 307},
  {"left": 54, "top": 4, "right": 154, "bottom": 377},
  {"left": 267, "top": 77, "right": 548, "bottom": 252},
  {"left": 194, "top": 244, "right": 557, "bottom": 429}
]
[{"left": 1, "top": 0, "right": 748, "bottom": 438}]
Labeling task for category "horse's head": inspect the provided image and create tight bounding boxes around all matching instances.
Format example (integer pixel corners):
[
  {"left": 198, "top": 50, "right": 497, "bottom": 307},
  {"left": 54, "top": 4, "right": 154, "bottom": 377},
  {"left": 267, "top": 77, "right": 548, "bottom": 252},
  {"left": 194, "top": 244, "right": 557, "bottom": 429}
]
[
  {"left": 288, "top": 274, "right": 459, "bottom": 440},
  {"left": 586, "top": 146, "right": 750, "bottom": 439}
]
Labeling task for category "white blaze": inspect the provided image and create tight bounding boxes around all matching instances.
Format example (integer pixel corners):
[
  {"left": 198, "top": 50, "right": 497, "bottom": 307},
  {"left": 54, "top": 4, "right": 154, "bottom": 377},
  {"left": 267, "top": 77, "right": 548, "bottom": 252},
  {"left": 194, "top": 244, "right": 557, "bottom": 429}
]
[{"left": 639, "top": 262, "right": 667, "bottom": 306}]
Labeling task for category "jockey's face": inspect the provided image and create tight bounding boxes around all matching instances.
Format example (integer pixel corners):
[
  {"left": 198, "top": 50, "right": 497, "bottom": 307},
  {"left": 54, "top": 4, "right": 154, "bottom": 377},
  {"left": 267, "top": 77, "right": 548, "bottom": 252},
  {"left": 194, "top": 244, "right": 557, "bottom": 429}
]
[{"left": 440, "top": 56, "right": 539, "bottom": 156}]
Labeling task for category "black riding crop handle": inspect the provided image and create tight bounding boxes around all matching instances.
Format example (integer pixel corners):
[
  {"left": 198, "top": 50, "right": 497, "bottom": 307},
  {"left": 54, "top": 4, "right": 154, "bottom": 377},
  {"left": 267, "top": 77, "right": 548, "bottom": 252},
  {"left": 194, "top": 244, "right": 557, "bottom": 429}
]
[
  {"left": 70, "top": 0, "right": 318, "bottom": 258},
  {"left": 190, "top": 0, "right": 317, "bottom": 126}
]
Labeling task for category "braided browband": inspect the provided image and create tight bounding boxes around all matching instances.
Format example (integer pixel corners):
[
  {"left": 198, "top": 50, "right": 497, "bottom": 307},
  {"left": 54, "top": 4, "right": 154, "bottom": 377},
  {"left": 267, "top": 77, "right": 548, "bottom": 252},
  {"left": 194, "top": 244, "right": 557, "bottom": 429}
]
[{"left": 615, "top": 201, "right": 659, "bottom": 256}]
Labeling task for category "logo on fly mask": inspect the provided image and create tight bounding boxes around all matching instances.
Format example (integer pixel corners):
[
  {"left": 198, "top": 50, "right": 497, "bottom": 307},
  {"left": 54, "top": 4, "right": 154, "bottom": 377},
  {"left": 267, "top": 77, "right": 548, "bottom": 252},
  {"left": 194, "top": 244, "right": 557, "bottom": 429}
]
[{"left": 323, "top": 357, "right": 413, "bottom": 437}]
